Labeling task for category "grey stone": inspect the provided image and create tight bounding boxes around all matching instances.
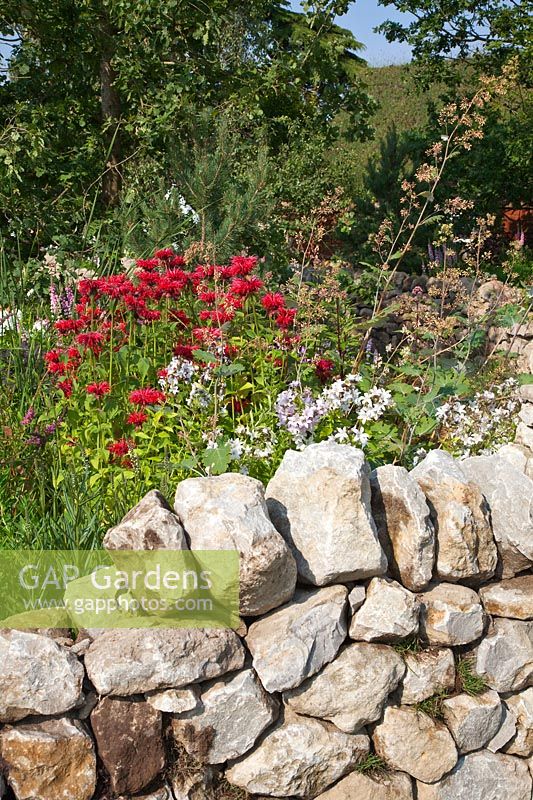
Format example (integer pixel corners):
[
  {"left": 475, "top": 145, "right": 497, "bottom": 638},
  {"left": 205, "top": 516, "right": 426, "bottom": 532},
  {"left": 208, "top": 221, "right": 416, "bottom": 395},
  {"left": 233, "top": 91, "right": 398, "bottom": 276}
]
[
  {"left": 171, "top": 668, "right": 279, "bottom": 763},
  {"left": 474, "top": 618, "right": 533, "bottom": 692},
  {"left": 225, "top": 710, "right": 370, "bottom": 798},
  {"left": 246, "top": 585, "right": 348, "bottom": 693},
  {"left": 461, "top": 454, "right": 533, "bottom": 576},
  {"left": 85, "top": 628, "right": 245, "bottom": 695},
  {"left": 104, "top": 489, "right": 188, "bottom": 550},
  {"left": 266, "top": 442, "right": 387, "bottom": 585},
  {"left": 284, "top": 642, "right": 405, "bottom": 733},
  {"left": 419, "top": 583, "right": 485, "bottom": 646},
  {"left": 411, "top": 451, "right": 497, "bottom": 584},
  {"left": 175, "top": 473, "right": 297, "bottom": 616},
  {"left": 371, "top": 464, "right": 435, "bottom": 590},
  {"left": 416, "top": 750, "right": 532, "bottom": 800},
  {"left": 399, "top": 648, "right": 456, "bottom": 704},
  {"left": 349, "top": 577, "right": 420, "bottom": 643},
  {"left": 0, "top": 630, "right": 84, "bottom": 722},
  {"left": 441, "top": 690, "right": 503, "bottom": 753},
  {"left": 373, "top": 705, "right": 458, "bottom": 783}
]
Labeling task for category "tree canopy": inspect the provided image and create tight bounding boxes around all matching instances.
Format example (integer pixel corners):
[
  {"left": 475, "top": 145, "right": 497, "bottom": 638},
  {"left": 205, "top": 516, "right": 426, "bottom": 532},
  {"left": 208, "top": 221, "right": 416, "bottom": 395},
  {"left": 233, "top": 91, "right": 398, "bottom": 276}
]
[{"left": 0, "top": 0, "right": 373, "bottom": 253}]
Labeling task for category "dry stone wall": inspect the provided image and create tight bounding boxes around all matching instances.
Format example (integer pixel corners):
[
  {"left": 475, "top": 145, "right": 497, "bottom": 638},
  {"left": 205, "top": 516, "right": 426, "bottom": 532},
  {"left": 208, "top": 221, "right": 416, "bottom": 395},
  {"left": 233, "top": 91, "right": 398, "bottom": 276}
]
[{"left": 1, "top": 415, "right": 533, "bottom": 798}]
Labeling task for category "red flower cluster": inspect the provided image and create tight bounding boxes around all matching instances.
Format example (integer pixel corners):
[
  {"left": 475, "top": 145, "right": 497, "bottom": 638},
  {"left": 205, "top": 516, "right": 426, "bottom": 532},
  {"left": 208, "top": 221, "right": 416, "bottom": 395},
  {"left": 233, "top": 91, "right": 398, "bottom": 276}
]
[
  {"left": 87, "top": 381, "right": 110, "bottom": 397},
  {"left": 315, "top": 358, "right": 335, "bottom": 383},
  {"left": 129, "top": 388, "right": 166, "bottom": 407},
  {"left": 43, "top": 248, "right": 299, "bottom": 469},
  {"left": 126, "top": 411, "right": 148, "bottom": 428}
]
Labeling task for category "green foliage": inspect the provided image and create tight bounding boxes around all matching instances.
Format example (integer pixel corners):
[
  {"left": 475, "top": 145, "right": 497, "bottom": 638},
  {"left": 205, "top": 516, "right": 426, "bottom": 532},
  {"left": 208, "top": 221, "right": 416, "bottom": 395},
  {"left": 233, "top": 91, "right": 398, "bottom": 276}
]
[
  {"left": 378, "top": 0, "right": 532, "bottom": 77},
  {"left": 393, "top": 636, "right": 423, "bottom": 655},
  {"left": 0, "top": 0, "right": 374, "bottom": 259},
  {"left": 356, "top": 754, "right": 388, "bottom": 774},
  {"left": 415, "top": 689, "right": 449, "bottom": 721},
  {"left": 457, "top": 657, "right": 487, "bottom": 696}
]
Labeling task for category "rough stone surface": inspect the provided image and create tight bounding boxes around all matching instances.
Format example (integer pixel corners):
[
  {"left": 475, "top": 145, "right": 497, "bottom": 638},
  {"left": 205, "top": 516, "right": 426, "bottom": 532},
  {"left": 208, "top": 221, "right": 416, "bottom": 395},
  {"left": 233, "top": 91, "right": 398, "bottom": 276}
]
[
  {"left": 266, "top": 442, "right": 387, "bottom": 585},
  {"left": 461, "top": 454, "right": 533, "bottom": 576},
  {"left": 349, "top": 577, "right": 420, "bottom": 642},
  {"left": 225, "top": 710, "right": 370, "bottom": 798},
  {"left": 503, "top": 688, "right": 533, "bottom": 757},
  {"left": 0, "top": 717, "right": 96, "bottom": 800},
  {"left": 487, "top": 703, "right": 517, "bottom": 752},
  {"left": 171, "top": 668, "right": 279, "bottom": 763},
  {"left": 516, "top": 421, "right": 533, "bottom": 450},
  {"left": 416, "top": 750, "right": 532, "bottom": 800},
  {"left": 91, "top": 696, "right": 165, "bottom": 796},
  {"left": 496, "top": 443, "right": 529, "bottom": 473},
  {"left": 314, "top": 769, "right": 414, "bottom": 799},
  {"left": 118, "top": 788, "right": 174, "bottom": 800},
  {"left": 479, "top": 575, "right": 533, "bottom": 620},
  {"left": 419, "top": 583, "right": 485, "bottom": 646},
  {"left": 284, "top": 642, "right": 405, "bottom": 733},
  {"left": 411, "top": 451, "right": 497, "bottom": 584},
  {"left": 104, "top": 488, "right": 188, "bottom": 550},
  {"left": 441, "top": 690, "right": 503, "bottom": 753},
  {"left": 373, "top": 705, "right": 458, "bottom": 783},
  {"left": 0, "top": 629, "right": 84, "bottom": 722},
  {"left": 145, "top": 687, "right": 200, "bottom": 714},
  {"left": 371, "top": 465, "right": 435, "bottom": 590},
  {"left": 171, "top": 765, "right": 217, "bottom": 800},
  {"left": 474, "top": 618, "right": 533, "bottom": 692},
  {"left": 85, "top": 628, "right": 245, "bottom": 695},
  {"left": 399, "top": 648, "right": 456, "bottom": 704},
  {"left": 520, "top": 404, "right": 533, "bottom": 426},
  {"left": 174, "top": 473, "right": 297, "bottom": 615},
  {"left": 246, "top": 585, "right": 348, "bottom": 693},
  {"left": 348, "top": 585, "right": 366, "bottom": 614}
]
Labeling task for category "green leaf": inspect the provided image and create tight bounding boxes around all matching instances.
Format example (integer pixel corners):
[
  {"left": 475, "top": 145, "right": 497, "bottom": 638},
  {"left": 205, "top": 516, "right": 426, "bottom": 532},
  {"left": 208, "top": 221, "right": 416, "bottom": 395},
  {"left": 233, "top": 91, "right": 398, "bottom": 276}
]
[
  {"left": 193, "top": 349, "right": 218, "bottom": 363},
  {"left": 202, "top": 443, "right": 231, "bottom": 475}
]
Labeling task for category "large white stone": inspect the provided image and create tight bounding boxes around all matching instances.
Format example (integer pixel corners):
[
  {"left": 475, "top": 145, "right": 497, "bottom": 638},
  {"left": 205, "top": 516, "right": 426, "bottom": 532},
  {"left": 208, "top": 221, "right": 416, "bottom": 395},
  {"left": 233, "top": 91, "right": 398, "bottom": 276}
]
[
  {"left": 266, "top": 442, "right": 387, "bottom": 585},
  {"left": 399, "top": 648, "right": 456, "bottom": 704},
  {"left": 370, "top": 465, "right": 435, "bottom": 591},
  {"left": 416, "top": 751, "right": 532, "bottom": 800},
  {"left": 487, "top": 703, "right": 517, "bottom": 753},
  {"left": 174, "top": 473, "right": 297, "bottom": 616},
  {"left": 0, "top": 718, "right": 96, "bottom": 800},
  {"left": 225, "top": 710, "right": 370, "bottom": 798},
  {"left": 0, "top": 630, "right": 84, "bottom": 722},
  {"left": 441, "top": 690, "right": 503, "bottom": 753},
  {"left": 503, "top": 688, "right": 533, "bottom": 757},
  {"left": 474, "top": 618, "right": 533, "bottom": 692},
  {"left": 516, "top": 421, "right": 533, "bottom": 450},
  {"left": 419, "top": 583, "right": 485, "bottom": 646},
  {"left": 145, "top": 687, "right": 200, "bottom": 714},
  {"left": 284, "top": 642, "right": 405, "bottom": 733},
  {"left": 519, "top": 404, "right": 533, "bottom": 426},
  {"left": 104, "top": 489, "right": 188, "bottom": 550},
  {"left": 411, "top": 451, "right": 497, "bottom": 584},
  {"left": 373, "top": 705, "right": 458, "bottom": 783},
  {"left": 479, "top": 575, "right": 533, "bottom": 620},
  {"left": 349, "top": 577, "right": 420, "bottom": 643},
  {"left": 171, "top": 669, "right": 279, "bottom": 763},
  {"left": 246, "top": 585, "right": 348, "bottom": 693},
  {"left": 315, "top": 769, "right": 414, "bottom": 799},
  {"left": 461, "top": 454, "right": 533, "bottom": 576},
  {"left": 496, "top": 443, "right": 529, "bottom": 473},
  {"left": 85, "top": 628, "right": 245, "bottom": 695}
]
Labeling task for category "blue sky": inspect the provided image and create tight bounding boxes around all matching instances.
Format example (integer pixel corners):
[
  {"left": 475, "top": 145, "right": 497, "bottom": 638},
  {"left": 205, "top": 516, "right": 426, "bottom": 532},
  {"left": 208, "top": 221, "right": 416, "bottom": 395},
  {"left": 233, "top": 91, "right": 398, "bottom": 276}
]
[
  {"left": 1, "top": 1, "right": 412, "bottom": 68},
  {"left": 291, "top": 0, "right": 412, "bottom": 65}
]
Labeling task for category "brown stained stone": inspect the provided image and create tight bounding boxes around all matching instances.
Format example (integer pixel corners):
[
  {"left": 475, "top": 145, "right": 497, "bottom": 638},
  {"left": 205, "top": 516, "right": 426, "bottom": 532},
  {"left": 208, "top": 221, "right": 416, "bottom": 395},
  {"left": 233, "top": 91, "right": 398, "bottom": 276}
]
[
  {"left": 0, "top": 717, "right": 96, "bottom": 800},
  {"left": 91, "top": 696, "right": 165, "bottom": 796}
]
